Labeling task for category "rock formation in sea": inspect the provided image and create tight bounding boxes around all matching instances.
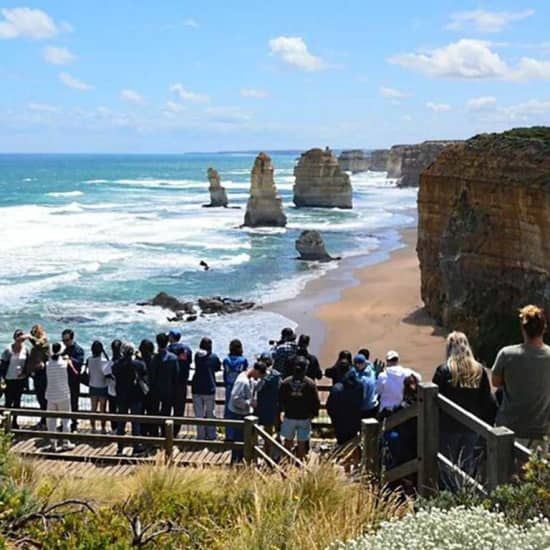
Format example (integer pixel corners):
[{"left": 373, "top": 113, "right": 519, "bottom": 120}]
[
  {"left": 388, "top": 141, "right": 462, "bottom": 187},
  {"left": 295, "top": 230, "right": 338, "bottom": 261},
  {"left": 243, "top": 152, "right": 287, "bottom": 227},
  {"left": 338, "top": 149, "right": 369, "bottom": 173},
  {"left": 293, "top": 147, "right": 353, "bottom": 209},
  {"left": 417, "top": 127, "right": 550, "bottom": 362},
  {"left": 204, "top": 167, "right": 228, "bottom": 207},
  {"left": 367, "top": 149, "right": 390, "bottom": 171}
]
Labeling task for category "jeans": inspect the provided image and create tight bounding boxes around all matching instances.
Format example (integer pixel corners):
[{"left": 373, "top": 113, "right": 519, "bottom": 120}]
[
  {"left": 440, "top": 431, "right": 479, "bottom": 491},
  {"left": 173, "top": 383, "right": 188, "bottom": 436},
  {"left": 225, "top": 409, "right": 245, "bottom": 462},
  {"left": 68, "top": 375, "right": 80, "bottom": 430},
  {"left": 192, "top": 394, "right": 216, "bottom": 440},
  {"left": 5, "top": 379, "right": 26, "bottom": 428},
  {"left": 116, "top": 400, "right": 144, "bottom": 450}
]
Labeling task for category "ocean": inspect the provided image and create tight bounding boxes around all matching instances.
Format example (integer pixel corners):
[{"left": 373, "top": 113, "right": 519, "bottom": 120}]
[{"left": 0, "top": 153, "right": 417, "bottom": 358}]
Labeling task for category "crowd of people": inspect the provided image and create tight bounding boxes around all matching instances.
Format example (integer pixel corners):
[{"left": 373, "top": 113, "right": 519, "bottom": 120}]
[{"left": 0, "top": 304, "right": 548, "bottom": 475}]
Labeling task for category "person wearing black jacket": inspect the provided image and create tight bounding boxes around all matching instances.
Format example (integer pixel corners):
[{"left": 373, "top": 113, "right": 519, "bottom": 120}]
[
  {"left": 432, "top": 331, "right": 496, "bottom": 489},
  {"left": 138, "top": 339, "right": 155, "bottom": 437},
  {"left": 324, "top": 350, "right": 353, "bottom": 385},
  {"left": 279, "top": 358, "right": 320, "bottom": 459},
  {"left": 296, "top": 334, "right": 322, "bottom": 381},
  {"left": 61, "top": 329, "right": 84, "bottom": 432},
  {"left": 326, "top": 364, "right": 363, "bottom": 445},
  {"left": 112, "top": 343, "right": 148, "bottom": 455},
  {"left": 148, "top": 333, "right": 179, "bottom": 435}
]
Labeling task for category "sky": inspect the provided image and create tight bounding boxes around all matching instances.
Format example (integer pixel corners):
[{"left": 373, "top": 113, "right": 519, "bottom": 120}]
[{"left": 0, "top": 1, "right": 549, "bottom": 153}]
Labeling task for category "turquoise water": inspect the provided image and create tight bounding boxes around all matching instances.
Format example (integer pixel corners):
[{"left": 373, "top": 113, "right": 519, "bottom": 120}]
[{"left": 0, "top": 153, "right": 417, "bottom": 357}]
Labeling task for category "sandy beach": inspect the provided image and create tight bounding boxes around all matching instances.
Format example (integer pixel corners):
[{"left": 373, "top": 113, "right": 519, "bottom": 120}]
[{"left": 270, "top": 228, "right": 447, "bottom": 380}]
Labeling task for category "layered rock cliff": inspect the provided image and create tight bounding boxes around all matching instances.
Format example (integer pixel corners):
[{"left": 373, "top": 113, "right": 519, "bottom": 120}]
[
  {"left": 293, "top": 147, "right": 353, "bottom": 208},
  {"left": 204, "top": 167, "right": 228, "bottom": 207},
  {"left": 243, "top": 152, "right": 287, "bottom": 227},
  {"left": 338, "top": 149, "right": 369, "bottom": 173},
  {"left": 417, "top": 127, "right": 550, "bottom": 362},
  {"left": 368, "top": 149, "right": 390, "bottom": 171}
]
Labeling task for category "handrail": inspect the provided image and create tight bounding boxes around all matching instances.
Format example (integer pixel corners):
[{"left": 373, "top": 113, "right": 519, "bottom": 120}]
[
  {"left": 384, "top": 403, "right": 418, "bottom": 431},
  {"left": 436, "top": 394, "right": 493, "bottom": 438},
  {"left": 437, "top": 453, "right": 487, "bottom": 495},
  {"left": 0, "top": 407, "right": 243, "bottom": 427},
  {"left": 253, "top": 424, "right": 305, "bottom": 469}
]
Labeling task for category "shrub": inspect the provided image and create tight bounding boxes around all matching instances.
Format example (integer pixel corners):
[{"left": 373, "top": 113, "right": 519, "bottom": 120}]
[{"left": 333, "top": 506, "right": 550, "bottom": 550}]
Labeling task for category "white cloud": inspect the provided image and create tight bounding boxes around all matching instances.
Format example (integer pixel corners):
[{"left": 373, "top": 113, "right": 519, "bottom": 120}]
[
  {"left": 466, "top": 96, "right": 497, "bottom": 111},
  {"left": 27, "top": 102, "right": 60, "bottom": 113},
  {"left": 500, "top": 99, "right": 550, "bottom": 121},
  {"left": 205, "top": 106, "right": 251, "bottom": 124},
  {"left": 42, "top": 45, "right": 75, "bottom": 65},
  {"left": 379, "top": 86, "right": 408, "bottom": 99},
  {"left": 164, "top": 101, "right": 187, "bottom": 114},
  {"left": 240, "top": 88, "right": 268, "bottom": 98},
  {"left": 170, "top": 83, "right": 210, "bottom": 103},
  {"left": 0, "top": 7, "right": 62, "bottom": 39},
  {"left": 269, "top": 36, "right": 326, "bottom": 71},
  {"left": 389, "top": 39, "right": 550, "bottom": 80},
  {"left": 120, "top": 89, "right": 145, "bottom": 105},
  {"left": 59, "top": 72, "right": 92, "bottom": 91},
  {"left": 426, "top": 101, "right": 451, "bottom": 112},
  {"left": 183, "top": 18, "right": 199, "bottom": 28},
  {"left": 446, "top": 9, "right": 534, "bottom": 33}
]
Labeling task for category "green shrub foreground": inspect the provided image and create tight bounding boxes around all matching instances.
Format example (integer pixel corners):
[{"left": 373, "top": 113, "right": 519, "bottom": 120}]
[{"left": 332, "top": 506, "right": 550, "bottom": 550}]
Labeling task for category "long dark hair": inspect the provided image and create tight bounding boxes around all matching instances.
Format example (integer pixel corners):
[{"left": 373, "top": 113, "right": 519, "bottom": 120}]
[
  {"left": 111, "top": 339, "right": 123, "bottom": 361},
  {"left": 91, "top": 340, "right": 109, "bottom": 361}
]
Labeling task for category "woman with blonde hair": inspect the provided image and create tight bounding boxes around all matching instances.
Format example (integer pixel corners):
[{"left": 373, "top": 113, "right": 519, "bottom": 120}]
[{"left": 433, "top": 331, "right": 496, "bottom": 488}]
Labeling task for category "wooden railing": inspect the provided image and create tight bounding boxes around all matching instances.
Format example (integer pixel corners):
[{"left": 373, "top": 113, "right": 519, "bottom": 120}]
[{"left": 360, "top": 382, "right": 533, "bottom": 496}]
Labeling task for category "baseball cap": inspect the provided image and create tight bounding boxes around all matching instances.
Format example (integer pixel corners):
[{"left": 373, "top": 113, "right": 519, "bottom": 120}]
[
  {"left": 386, "top": 350, "right": 399, "bottom": 361},
  {"left": 168, "top": 329, "right": 181, "bottom": 339},
  {"left": 353, "top": 354, "right": 367, "bottom": 364}
]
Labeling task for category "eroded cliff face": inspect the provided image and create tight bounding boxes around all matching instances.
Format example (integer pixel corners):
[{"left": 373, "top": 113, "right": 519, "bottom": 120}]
[
  {"left": 338, "top": 150, "right": 369, "bottom": 173},
  {"left": 294, "top": 147, "right": 353, "bottom": 208},
  {"left": 417, "top": 128, "right": 550, "bottom": 362},
  {"left": 368, "top": 149, "right": 390, "bottom": 171}
]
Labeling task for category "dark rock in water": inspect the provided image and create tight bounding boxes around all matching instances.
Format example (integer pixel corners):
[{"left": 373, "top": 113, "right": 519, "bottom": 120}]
[
  {"left": 186, "top": 315, "right": 198, "bottom": 322},
  {"left": 198, "top": 296, "right": 256, "bottom": 315},
  {"left": 140, "top": 292, "right": 196, "bottom": 314},
  {"left": 295, "top": 230, "right": 338, "bottom": 261},
  {"left": 56, "top": 315, "right": 93, "bottom": 324}
]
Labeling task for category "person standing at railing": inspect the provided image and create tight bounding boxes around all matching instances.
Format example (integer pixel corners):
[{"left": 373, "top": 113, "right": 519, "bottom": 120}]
[
  {"left": 353, "top": 354, "right": 379, "bottom": 419},
  {"left": 149, "top": 333, "right": 179, "bottom": 436},
  {"left": 61, "top": 329, "right": 84, "bottom": 432},
  {"left": 85, "top": 341, "right": 110, "bottom": 434},
  {"left": 112, "top": 343, "right": 148, "bottom": 456},
  {"left": 272, "top": 328, "right": 298, "bottom": 379},
  {"left": 192, "top": 337, "right": 221, "bottom": 441},
  {"left": 324, "top": 350, "right": 353, "bottom": 385},
  {"left": 27, "top": 324, "right": 49, "bottom": 430},
  {"left": 138, "top": 339, "right": 156, "bottom": 438},
  {"left": 492, "top": 305, "right": 550, "bottom": 449},
  {"left": 223, "top": 339, "right": 248, "bottom": 440},
  {"left": 433, "top": 331, "right": 496, "bottom": 489},
  {"left": 103, "top": 339, "right": 122, "bottom": 433},
  {"left": 0, "top": 329, "right": 29, "bottom": 429},
  {"left": 296, "top": 335, "right": 323, "bottom": 382},
  {"left": 168, "top": 329, "right": 193, "bottom": 435},
  {"left": 278, "top": 357, "right": 320, "bottom": 460},
  {"left": 254, "top": 352, "right": 282, "bottom": 442},
  {"left": 227, "top": 361, "right": 267, "bottom": 462},
  {"left": 45, "top": 343, "right": 75, "bottom": 452}
]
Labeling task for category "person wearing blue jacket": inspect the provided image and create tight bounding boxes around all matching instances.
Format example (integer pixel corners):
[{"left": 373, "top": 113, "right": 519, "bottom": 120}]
[
  {"left": 222, "top": 339, "right": 248, "bottom": 417},
  {"left": 191, "top": 337, "right": 221, "bottom": 440},
  {"left": 353, "top": 354, "right": 378, "bottom": 418}
]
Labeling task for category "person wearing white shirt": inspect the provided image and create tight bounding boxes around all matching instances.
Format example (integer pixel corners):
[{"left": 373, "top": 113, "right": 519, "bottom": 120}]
[
  {"left": 376, "top": 350, "right": 421, "bottom": 415},
  {"left": 45, "top": 343, "right": 74, "bottom": 452}
]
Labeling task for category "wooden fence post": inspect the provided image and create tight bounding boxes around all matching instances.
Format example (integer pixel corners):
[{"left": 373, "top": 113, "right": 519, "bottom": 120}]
[
  {"left": 486, "top": 426, "right": 514, "bottom": 492},
  {"left": 2, "top": 411, "right": 12, "bottom": 435},
  {"left": 163, "top": 419, "right": 174, "bottom": 464},
  {"left": 361, "top": 418, "right": 381, "bottom": 480},
  {"left": 417, "top": 382, "right": 439, "bottom": 497},
  {"left": 243, "top": 415, "right": 258, "bottom": 465}
]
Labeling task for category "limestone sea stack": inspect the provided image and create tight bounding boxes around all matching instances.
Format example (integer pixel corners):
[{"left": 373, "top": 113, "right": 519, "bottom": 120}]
[
  {"left": 417, "top": 127, "right": 550, "bottom": 362},
  {"left": 243, "top": 152, "right": 287, "bottom": 227},
  {"left": 293, "top": 147, "right": 353, "bottom": 208},
  {"left": 368, "top": 149, "right": 390, "bottom": 171},
  {"left": 338, "top": 149, "right": 369, "bottom": 173},
  {"left": 295, "top": 230, "right": 337, "bottom": 261},
  {"left": 204, "top": 167, "right": 228, "bottom": 207}
]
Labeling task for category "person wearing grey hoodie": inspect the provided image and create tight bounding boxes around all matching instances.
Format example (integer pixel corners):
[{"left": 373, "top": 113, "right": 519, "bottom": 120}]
[{"left": 227, "top": 361, "right": 267, "bottom": 462}]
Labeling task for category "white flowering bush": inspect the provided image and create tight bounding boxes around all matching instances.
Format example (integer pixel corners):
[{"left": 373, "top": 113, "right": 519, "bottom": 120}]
[{"left": 332, "top": 506, "right": 550, "bottom": 550}]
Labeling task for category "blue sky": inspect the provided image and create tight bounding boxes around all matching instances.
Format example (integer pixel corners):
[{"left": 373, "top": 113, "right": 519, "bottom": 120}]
[{"left": 0, "top": 1, "right": 549, "bottom": 152}]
